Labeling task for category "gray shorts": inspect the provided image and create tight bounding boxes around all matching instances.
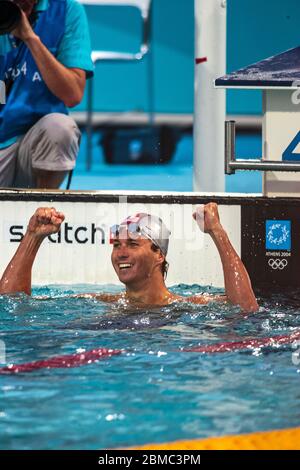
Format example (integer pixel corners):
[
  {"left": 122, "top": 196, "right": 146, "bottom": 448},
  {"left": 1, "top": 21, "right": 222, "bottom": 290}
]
[{"left": 0, "top": 113, "right": 81, "bottom": 188}]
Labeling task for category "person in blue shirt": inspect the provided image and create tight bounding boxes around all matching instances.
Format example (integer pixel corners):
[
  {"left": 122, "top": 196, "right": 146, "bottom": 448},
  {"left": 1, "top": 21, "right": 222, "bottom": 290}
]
[{"left": 0, "top": 0, "right": 94, "bottom": 188}]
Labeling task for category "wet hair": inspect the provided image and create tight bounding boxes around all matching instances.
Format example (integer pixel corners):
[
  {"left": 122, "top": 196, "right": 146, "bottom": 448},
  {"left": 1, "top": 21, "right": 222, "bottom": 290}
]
[{"left": 150, "top": 243, "right": 169, "bottom": 279}]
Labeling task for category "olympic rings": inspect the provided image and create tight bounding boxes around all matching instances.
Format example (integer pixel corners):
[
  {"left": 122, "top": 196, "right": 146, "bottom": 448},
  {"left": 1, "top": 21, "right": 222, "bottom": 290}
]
[{"left": 268, "top": 258, "right": 288, "bottom": 270}]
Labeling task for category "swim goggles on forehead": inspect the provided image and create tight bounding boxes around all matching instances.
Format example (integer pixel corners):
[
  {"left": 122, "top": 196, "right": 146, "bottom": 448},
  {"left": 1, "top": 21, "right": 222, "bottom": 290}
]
[
  {"left": 110, "top": 213, "right": 170, "bottom": 256},
  {"left": 110, "top": 222, "right": 145, "bottom": 241}
]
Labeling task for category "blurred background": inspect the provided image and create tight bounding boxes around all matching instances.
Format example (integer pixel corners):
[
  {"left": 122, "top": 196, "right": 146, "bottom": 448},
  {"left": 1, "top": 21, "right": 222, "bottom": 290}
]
[{"left": 69, "top": 0, "right": 300, "bottom": 192}]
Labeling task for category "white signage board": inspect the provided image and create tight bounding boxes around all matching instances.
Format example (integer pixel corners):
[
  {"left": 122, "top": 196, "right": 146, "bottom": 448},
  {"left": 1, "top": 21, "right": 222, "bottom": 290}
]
[{"left": 0, "top": 197, "right": 241, "bottom": 289}]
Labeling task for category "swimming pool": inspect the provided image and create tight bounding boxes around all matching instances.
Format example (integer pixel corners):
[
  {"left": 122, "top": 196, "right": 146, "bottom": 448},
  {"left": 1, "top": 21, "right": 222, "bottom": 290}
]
[{"left": 1, "top": 284, "right": 300, "bottom": 450}]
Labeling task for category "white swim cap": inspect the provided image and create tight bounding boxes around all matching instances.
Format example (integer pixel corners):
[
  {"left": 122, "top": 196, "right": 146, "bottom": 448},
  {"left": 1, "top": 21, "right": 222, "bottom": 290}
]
[{"left": 114, "top": 213, "right": 171, "bottom": 256}]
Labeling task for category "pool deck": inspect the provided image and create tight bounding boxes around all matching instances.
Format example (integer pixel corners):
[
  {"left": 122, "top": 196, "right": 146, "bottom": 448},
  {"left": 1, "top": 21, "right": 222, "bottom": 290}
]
[
  {"left": 131, "top": 427, "right": 300, "bottom": 450},
  {"left": 69, "top": 131, "right": 262, "bottom": 193}
]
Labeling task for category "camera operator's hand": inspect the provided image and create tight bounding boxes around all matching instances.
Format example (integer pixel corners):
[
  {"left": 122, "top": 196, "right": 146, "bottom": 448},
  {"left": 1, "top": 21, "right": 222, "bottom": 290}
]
[
  {"left": 12, "top": 10, "right": 37, "bottom": 43},
  {"left": 13, "top": 0, "right": 36, "bottom": 17}
]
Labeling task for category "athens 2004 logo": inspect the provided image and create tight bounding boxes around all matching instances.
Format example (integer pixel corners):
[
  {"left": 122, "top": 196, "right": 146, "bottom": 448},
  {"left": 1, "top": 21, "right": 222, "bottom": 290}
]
[{"left": 265, "top": 220, "right": 291, "bottom": 251}]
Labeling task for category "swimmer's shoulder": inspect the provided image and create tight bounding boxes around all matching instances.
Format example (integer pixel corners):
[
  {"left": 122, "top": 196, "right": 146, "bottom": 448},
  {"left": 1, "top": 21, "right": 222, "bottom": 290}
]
[
  {"left": 175, "top": 293, "right": 227, "bottom": 305},
  {"left": 33, "top": 293, "right": 123, "bottom": 302},
  {"left": 78, "top": 293, "right": 123, "bottom": 303}
]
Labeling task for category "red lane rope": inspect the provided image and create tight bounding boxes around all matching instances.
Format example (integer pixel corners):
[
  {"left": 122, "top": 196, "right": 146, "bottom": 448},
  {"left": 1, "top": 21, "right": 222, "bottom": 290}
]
[
  {"left": 1, "top": 331, "right": 299, "bottom": 374},
  {"left": 0, "top": 348, "right": 122, "bottom": 374},
  {"left": 183, "top": 330, "right": 300, "bottom": 353}
]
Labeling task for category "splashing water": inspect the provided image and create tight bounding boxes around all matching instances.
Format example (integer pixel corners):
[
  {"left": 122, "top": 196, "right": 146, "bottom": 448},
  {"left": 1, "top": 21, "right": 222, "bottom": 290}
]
[{"left": 0, "top": 284, "right": 300, "bottom": 449}]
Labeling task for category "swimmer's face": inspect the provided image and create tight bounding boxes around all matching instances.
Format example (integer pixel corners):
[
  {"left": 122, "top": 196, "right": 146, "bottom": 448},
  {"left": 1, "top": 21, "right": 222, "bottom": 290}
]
[{"left": 111, "top": 232, "right": 163, "bottom": 285}]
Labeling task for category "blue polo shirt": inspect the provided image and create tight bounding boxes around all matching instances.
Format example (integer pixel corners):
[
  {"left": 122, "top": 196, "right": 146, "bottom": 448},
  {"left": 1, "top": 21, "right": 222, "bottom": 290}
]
[{"left": 0, "top": 0, "right": 93, "bottom": 149}]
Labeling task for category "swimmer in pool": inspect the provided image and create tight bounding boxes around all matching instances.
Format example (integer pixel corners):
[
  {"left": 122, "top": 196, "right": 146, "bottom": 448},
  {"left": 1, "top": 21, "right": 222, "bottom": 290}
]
[{"left": 0, "top": 205, "right": 258, "bottom": 312}]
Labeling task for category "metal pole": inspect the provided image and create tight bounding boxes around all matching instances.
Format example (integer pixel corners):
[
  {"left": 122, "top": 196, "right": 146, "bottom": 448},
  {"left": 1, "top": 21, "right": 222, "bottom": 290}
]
[
  {"left": 193, "top": 0, "right": 227, "bottom": 192},
  {"left": 225, "top": 120, "right": 300, "bottom": 173},
  {"left": 86, "top": 76, "right": 93, "bottom": 172},
  {"left": 225, "top": 120, "right": 235, "bottom": 175},
  {"left": 146, "top": 0, "right": 154, "bottom": 127},
  {"left": 228, "top": 161, "right": 300, "bottom": 172}
]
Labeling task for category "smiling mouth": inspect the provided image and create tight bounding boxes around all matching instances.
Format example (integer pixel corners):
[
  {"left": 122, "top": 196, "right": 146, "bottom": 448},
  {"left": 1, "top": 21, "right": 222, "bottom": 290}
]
[{"left": 119, "top": 263, "right": 133, "bottom": 271}]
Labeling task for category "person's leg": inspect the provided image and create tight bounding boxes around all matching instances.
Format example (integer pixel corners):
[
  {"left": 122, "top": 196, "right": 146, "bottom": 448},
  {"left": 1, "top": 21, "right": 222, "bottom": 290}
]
[
  {"left": 0, "top": 142, "right": 19, "bottom": 188},
  {"left": 32, "top": 169, "right": 69, "bottom": 189},
  {"left": 14, "top": 113, "right": 81, "bottom": 189}
]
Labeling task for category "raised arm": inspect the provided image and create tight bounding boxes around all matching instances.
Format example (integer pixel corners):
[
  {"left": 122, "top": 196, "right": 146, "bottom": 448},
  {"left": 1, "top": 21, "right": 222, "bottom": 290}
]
[
  {"left": 192, "top": 203, "right": 258, "bottom": 312},
  {"left": 0, "top": 208, "right": 64, "bottom": 296},
  {"left": 12, "top": 11, "right": 85, "bottom": 107}
]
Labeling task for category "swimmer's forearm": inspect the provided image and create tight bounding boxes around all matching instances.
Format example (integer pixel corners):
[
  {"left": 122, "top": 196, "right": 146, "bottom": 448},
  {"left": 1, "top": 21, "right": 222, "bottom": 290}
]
[
  {"left": 0, "top": 233, "right": 44, "bottom": 296},
  {"left": 210, "top": 224, "right": 258, "bottom": 312}
]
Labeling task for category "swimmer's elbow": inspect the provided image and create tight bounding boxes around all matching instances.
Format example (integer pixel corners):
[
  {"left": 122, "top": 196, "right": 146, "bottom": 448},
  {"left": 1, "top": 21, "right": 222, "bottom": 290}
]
[
  {"left": 224, "top": 294, "right": 259, "bottom": 313},
  {"left": 0, "top": 288, "right": 31, "bottom": 296},
  {"left": 247, "top": 300, "right": 259, "bottom": 313},
  {"left": 238, "top": 299, "right": 259, "bottom": 313}
]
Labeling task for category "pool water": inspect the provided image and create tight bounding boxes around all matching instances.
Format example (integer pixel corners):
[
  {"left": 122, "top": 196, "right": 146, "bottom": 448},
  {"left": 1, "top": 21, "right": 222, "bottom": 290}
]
[{"left": 0, "top": 284, "right": 300, "bottom": 450}]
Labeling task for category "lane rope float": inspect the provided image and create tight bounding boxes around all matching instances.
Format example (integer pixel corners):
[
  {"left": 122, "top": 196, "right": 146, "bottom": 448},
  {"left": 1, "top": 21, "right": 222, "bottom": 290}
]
[
  {"left": 0, "top": 348, "right": 122, "bottom": 374},
  {"left": 183, "top": 330, "right": 300, "bottom": 353},
  {"left": 1, "top": 330, "right": 299, "bottom": 374}
]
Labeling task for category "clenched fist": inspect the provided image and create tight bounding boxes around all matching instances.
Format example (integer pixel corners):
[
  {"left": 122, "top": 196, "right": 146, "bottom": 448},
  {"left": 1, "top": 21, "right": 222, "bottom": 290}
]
[
  {"left": 27, "top": 207, "right": 65, "bottom": 238},
  {"left": 193, "top": 202, "right": 221, "bottom": 234}
]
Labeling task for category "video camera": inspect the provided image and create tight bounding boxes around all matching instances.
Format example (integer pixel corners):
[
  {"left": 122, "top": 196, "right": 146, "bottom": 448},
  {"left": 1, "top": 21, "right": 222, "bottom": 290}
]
[{"left": 0, "top": 0, "right": 22, "bottom": 35}]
